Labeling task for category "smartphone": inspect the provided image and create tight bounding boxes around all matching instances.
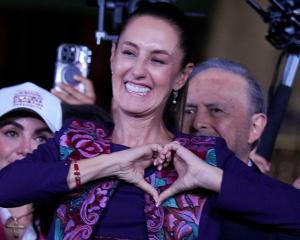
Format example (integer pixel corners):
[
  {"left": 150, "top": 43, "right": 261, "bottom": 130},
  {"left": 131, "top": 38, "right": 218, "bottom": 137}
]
[{"left": 54, "top": 43, "right": 92, "bottom": 93}]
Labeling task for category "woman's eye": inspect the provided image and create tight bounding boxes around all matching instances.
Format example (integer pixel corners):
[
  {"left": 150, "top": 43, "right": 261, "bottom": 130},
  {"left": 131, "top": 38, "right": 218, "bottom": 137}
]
[
  {"left": 35, "top": 135, "right": 48, "bottom": 144},
  {"left": 122, "top": 50, "right": 135, "bottom": 56},
  {"left": 152, "top": 58, "right": 165, "bottom": 64},
  {"left": 4, "top": 130, "right": 18, "bottom": 138}
]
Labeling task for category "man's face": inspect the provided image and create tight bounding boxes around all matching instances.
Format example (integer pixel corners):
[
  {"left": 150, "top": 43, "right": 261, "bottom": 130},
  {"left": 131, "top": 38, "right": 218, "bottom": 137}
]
[{"left": 183, "top": 68, "right": 256, "bottom": 162}]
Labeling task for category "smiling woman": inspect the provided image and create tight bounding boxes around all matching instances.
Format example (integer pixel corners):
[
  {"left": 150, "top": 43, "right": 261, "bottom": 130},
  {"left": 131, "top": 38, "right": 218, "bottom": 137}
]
[
  {"left": 110, "top": 14, "right": 193, "bottom": 140},
  {"left": 1, "top": 2, "right": 300, "bottom": 240},
  {"left": 0, "top": 3, "right": 201, "bottom": 239}
]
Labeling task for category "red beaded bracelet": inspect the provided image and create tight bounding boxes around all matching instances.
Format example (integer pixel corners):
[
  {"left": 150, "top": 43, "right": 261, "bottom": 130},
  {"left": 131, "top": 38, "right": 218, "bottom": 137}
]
[{"left": 73, "top": 161, "right": 81, "bottom": 190}]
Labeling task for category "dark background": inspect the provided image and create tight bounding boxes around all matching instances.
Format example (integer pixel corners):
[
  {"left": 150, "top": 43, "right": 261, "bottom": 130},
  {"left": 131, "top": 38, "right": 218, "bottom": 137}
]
[{"left": 0, "top": 0, "right": 216, "bottom": 111}]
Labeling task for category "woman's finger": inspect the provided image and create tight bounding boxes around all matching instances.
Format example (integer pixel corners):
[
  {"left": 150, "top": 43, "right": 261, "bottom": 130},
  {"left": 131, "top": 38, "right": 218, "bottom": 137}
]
[
  {"left": 156, "top": 180, "right": 181, "bottom": 206},
  {"left": 135, "top": 179, "right": 159, "bottom": 202},
  {"left": 74, "top": 75, "right": 96, "bottom": 104}
]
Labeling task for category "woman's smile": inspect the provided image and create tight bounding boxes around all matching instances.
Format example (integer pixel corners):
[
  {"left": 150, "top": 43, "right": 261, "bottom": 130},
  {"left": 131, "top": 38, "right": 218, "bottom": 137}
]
[
  {"left": 111, "top": 15, "right": 185, "bottom": 116},
  {"left": 125, "top": 82, "right": 151, "bottom": 96}
]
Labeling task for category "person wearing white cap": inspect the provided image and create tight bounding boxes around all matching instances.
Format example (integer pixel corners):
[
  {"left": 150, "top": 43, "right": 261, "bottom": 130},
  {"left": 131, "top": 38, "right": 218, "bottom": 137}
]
[
  {"left": 0, "top": 82, "right": 62, "bottom": 134},
  {"left": 1, "top": 3, "right": 300, "bottom": 239},
  {"left": 0, "top": 82, "right": 62, "bottom": 240}
]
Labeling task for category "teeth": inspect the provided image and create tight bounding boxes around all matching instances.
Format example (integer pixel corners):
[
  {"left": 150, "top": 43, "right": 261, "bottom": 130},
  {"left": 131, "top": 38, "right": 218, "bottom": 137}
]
[{"left": 125, "top": 82, "right": 150, "bottom": 95}]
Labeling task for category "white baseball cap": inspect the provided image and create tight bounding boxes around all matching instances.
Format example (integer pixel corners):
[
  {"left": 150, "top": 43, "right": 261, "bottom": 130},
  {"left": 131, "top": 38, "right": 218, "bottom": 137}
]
[{"left": 0, "top": 82, "right": 62, "bottom": 133}]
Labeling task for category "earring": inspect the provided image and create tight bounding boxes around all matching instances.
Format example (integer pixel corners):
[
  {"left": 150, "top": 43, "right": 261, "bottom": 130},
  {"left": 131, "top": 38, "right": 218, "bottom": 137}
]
[{"left": 172, "top": 90, "right": 178, "bottom": 104}]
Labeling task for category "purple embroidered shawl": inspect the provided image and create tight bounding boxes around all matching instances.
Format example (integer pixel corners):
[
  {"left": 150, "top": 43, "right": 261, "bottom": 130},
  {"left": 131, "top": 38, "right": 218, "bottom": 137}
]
[{"left": 54, "top": 120, "right": 217, "bottom": 240}]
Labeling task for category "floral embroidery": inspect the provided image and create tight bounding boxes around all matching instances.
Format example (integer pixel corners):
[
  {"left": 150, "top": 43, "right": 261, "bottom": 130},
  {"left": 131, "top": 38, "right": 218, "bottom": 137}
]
[
  {"left": 145, "top": 170, "right": 206, "bottom": 240},
  {"left": 55, "top": 121, "right": 218, "bottom": 240},
  {"left": 60, "top": 120, "right": 110, "bottom": 161},
  {"left": 55, "top": 120, "right": 116, "bottom": 240},
  {"left": 177, "top": 136, "right": 217, "bottom": 166},
  {"left": 144, "top": 135, "right": 216, "bottom": 239}
]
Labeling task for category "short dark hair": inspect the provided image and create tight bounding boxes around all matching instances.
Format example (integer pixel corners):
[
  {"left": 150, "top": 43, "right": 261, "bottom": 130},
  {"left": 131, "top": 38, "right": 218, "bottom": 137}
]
[{"left": 190, "top": 57, "right": 266, "bottom": 115}]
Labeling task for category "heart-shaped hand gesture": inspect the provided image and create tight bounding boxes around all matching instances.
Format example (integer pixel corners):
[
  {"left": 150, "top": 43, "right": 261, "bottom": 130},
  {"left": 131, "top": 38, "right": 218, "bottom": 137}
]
[
  {"left": 113, "top": 141, "right": 222, "bottom": 205},
  {"left": 113, "top": 143, "right": 163, "bottom": 202},
  {"left": 155, "top": 141, "right": 223, "bottom": 206}
]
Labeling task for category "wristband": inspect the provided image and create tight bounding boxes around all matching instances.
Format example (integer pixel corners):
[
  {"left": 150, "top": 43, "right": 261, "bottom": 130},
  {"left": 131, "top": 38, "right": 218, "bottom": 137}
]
[{"left": 73, "top": 161, "right": 81, "bottom": 190}]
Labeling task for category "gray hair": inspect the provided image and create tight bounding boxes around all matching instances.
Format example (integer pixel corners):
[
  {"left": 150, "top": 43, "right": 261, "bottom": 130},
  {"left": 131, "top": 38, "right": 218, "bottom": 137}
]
[{"left": 189, "top": 57, "right": 266, "bottom": 115}]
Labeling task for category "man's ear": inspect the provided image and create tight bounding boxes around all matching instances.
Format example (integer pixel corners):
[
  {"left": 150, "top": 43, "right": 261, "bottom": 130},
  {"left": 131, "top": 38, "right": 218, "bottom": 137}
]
[
  {"left": 173, "top": 63, "right": 194, "bottom": 90},
  {"left": 248, "top": 113, "right": 267, "bottom": 144}
]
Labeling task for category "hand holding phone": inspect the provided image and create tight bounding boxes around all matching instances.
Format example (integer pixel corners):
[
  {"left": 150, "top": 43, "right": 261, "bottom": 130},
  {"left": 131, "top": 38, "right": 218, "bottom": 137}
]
[
  {"left": 51, "top": 75, "right": 96, "bottom": 105},
  {"left": 54, "top": 43, "right": 92, "bottom": 93}
]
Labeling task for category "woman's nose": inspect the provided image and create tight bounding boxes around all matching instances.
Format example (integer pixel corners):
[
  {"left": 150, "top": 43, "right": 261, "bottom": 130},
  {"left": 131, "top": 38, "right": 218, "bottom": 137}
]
[
  {"left": 17, "top": 138, "right": 34, "bottom": 157},
  {"left": 132, "top": 59, "right": 147, "bottom": 79}
]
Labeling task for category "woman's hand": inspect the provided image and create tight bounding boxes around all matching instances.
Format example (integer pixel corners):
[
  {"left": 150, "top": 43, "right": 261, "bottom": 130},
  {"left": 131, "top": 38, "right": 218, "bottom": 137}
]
[
  {"left": 51, "top": 75, "right": 96, "bottom": 105},
  {"left": 69, "top": 144, "right": 163, "bottom": 201},
  {"left": 113, "top": 143, "right": 163, "bottom": 201},
  {"left": 155, "top": 141, "right": 223, "bottom": 206}
]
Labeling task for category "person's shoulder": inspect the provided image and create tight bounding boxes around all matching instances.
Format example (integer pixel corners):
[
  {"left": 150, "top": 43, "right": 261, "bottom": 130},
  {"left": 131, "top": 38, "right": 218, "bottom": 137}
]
[
  {"left": 61, "top": 118, "right": 113, "bottom": 136},
  {"left": 60, "top": 104, "right": 114, "bottom": 134}
]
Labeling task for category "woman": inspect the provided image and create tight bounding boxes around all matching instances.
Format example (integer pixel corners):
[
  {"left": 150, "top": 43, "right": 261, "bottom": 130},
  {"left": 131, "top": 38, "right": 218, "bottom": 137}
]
[
  {"left": 0, "top": 3, "right": 209, "bottom": 239},
  {"left": 1, "top": 3, "right": 299, "bottom": 240},
  {"left": 0, "top": 81, "right": 112, "bottom": 239},
  {"left": 0, "top": 82, "right": 62, "bottom": 239}
]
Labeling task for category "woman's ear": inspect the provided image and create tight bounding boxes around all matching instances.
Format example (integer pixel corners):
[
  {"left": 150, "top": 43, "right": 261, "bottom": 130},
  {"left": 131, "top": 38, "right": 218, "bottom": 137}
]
[
  {"left": 110, "top": 43, "right": 117, "bottom": 72},
  {"left": 248, "top": 113, "right": 267, "bottom": 144},
  {"left": 174, "top": 63, "right": 194, "bottom": 90}
]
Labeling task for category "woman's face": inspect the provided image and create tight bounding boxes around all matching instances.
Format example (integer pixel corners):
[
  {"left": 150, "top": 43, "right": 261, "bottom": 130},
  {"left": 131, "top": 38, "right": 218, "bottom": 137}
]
[
  {"left": 110, "top": 15, "right": 188, "bottom": 117},
  {"left": 0, "top": 116, "right": 52, "bottom": 169}
]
